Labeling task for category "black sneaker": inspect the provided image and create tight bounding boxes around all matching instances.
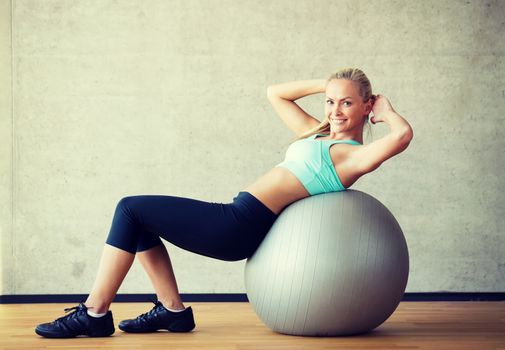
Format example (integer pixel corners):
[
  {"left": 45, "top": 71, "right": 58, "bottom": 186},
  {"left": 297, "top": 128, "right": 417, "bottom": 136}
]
[
  {"left": 119, "top": 300, "right": 195, "bottom": 333},
  {"left": 35, "top": 302, "right": 115, "bottom": 338}
]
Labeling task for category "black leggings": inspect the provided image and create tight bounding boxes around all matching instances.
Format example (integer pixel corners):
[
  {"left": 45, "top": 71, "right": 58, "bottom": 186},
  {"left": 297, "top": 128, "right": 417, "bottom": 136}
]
[{"left": 105, "top": 191, "right": 279, "bottom": 261}]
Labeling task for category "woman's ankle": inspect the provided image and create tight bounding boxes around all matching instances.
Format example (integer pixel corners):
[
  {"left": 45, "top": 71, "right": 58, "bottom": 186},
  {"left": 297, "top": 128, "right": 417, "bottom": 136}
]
[
  {"left": 84, "top": 298, "right": 110, "bottom": 314},
  {"left": 159, "top": 299, "right": 185, "bottom": 310},
  {"left": 85, "top": 304, "right": 109, "bottom": 314}
]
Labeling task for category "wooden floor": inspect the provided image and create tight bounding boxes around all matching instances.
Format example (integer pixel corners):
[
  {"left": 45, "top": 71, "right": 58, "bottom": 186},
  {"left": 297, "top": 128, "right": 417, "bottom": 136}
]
[{"left": 0, "top": 302, "right": 504, "bottom": 349}]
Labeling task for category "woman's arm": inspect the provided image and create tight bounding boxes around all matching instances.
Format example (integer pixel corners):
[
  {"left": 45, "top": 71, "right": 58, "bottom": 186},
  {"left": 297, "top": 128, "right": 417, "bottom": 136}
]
[
  {"left": 348, "top": 95, "right": 413, "bottom": 174},
  {"left": 267, "top": 80, "right": 327, "bottom": 137},
  {"left": 267, "top": 79, "right": 327, "bottom": 101}
]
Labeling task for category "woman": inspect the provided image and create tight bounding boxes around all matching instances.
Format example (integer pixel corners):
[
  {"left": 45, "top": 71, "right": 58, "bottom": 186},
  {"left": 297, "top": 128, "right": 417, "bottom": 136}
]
[{"left": 35, "top": 67, "right": 413, "bottom": 338}]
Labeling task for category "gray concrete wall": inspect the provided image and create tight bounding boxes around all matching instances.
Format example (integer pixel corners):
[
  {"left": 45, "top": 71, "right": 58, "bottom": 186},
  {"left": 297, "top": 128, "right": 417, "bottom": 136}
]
[
  {"left": 1, "top": 0, "right": 504, "bottom": 296},
  {"left": 1, "top": 0, "right": 13, "bottom": 296}
]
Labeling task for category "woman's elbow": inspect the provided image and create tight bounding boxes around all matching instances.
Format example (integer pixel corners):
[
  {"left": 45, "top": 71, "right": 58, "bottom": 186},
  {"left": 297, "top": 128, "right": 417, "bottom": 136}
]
[{"left": 400, "top": 126, "right": 414, "bottom": 143}]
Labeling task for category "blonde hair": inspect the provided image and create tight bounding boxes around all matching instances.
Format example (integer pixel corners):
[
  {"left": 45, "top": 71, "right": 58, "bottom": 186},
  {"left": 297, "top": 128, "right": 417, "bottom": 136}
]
[{"left": 293, "top": 68, "right": 374, "bottom": 143}]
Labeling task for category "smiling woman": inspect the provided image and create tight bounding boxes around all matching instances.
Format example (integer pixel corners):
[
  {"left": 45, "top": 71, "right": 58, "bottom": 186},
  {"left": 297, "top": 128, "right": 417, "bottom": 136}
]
[
  {"left": 266, "top": 68, "right": 377, "bottom": 144},
  {"left": 244, "top": 68, "right": 413, "bottom": 214},
  {"left": 323, "top": 78, "right": 373, "bottom": 142},
  {"left": 33, "top": 67, "right": 413, "bottom": 340}
]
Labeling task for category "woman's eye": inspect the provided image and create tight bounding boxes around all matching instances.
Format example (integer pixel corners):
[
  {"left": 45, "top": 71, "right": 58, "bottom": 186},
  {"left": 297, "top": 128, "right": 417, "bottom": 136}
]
[{"left": 326, "top": 100, "right": 351, "bottom": 106}]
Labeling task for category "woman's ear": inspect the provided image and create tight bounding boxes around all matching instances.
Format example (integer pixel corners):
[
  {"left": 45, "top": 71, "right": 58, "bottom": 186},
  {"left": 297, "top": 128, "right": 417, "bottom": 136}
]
[{"left": 364, "top": 99, "right": 373, "bottom": 115}]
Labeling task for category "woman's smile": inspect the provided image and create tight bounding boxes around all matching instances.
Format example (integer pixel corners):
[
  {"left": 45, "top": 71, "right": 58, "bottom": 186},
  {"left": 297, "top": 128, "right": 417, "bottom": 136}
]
[{"left": 331, "top": 117, "right": 347, "bottom": 124}]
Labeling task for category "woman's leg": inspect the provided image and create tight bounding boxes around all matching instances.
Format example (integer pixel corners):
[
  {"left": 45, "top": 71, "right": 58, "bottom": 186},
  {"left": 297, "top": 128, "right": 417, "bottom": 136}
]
[
  {"left": 136, "top": 244, "right": 185, "bottom": 310},
  {"left": 84, "top": 243, "right": 184, "bottom": 313},
  {"left": 35, "top": 192, "right": 277, "bottom": 338},
  {"left": 84, "top": 244, "right": 135, "bottom": 313},
  {"left": 82, "top": 194, "right": 226, "bottom": 314},
  {"left": 83, "top": 193, "right": 276, "bottom": 313}
]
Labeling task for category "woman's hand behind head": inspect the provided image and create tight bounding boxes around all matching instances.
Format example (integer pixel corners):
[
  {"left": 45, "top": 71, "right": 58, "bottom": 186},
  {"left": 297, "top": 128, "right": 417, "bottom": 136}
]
[{"left": 370, "top": 95, "right": 396, "bottom": 124}]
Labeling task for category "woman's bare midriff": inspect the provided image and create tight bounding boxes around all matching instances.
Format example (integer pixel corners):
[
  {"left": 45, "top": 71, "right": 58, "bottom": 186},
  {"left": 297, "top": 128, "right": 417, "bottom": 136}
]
[
  {"left": 242, "top": 167, "right": 311, "bottom": 215},
  {"left": 242, "top": 142, "right": 363, "bottom": 215}
]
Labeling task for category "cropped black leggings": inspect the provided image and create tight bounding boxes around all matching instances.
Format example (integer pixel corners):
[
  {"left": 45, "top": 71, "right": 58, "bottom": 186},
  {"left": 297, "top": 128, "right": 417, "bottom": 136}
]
[{"left": 104, "top": 191, "right": 279, "bottom": 261}]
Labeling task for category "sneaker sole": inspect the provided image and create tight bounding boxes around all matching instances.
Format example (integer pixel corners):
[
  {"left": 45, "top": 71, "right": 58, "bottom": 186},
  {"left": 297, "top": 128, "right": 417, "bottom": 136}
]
[
  {"left": 118, "top": 322, "right": 195, "bottom": 333},
  {"left": 35, "top": 327, "right": 115, "bottom": 338}
]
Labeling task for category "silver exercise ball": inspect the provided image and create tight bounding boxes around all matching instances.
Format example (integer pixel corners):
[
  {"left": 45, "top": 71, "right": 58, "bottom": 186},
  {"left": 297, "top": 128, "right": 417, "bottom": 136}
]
[{"left": 244, "top": 190, "right": 409, "bottom": 336}]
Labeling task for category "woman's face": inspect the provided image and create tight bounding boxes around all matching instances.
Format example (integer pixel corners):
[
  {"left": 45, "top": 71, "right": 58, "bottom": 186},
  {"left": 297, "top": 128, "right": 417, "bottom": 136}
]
[{"left": 324, "top": 79, "right": 371, "bottom": 132}]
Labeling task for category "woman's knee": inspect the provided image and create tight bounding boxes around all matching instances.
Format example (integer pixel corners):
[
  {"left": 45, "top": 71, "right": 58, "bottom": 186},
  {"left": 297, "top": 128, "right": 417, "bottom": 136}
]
[
  {"left": 116, "top": 196, "right": 144, "bottom": 217},
  {"left": 111, "top": 196, "right": 144, "bottom": 230},
  {"left": 117, "top": 196, "right": 137, "bottom": 209}
]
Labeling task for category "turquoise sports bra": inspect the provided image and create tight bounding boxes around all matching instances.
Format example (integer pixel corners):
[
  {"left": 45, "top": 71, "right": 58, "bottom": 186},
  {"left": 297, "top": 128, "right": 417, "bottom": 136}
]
[{"left": 275, "top": 133, "right": 361, "bottom": 195}]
